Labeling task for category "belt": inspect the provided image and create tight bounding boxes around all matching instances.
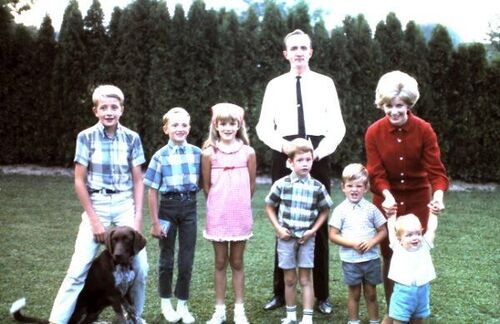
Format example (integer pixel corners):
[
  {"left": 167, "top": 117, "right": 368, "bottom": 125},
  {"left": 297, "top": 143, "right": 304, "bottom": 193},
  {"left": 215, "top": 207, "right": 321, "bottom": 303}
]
[
  {"left": 89, "top": 189, "right": 120, "bottom": 194},
  {"left": 161, "top": 191, "right": 197, "bottom": 200}
]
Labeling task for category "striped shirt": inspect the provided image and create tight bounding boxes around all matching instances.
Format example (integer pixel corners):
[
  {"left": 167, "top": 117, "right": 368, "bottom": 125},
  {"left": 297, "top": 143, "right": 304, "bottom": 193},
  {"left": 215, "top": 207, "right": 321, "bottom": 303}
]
[
  {"left": 329, "top": 198, "right": 387, "bottom": 263},
  {"left": 74, "top": 122, "right": 146, "bottom": 192},
  {"left": 265, "top": 172, "right": 333, "bottom": 238},
  {"left": 143, "top": 140, "right": 201, "bottom": 193}
]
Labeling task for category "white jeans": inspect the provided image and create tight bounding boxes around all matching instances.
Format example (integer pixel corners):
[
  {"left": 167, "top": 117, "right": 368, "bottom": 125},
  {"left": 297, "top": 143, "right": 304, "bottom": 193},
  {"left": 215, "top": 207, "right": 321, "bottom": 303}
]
[{"left": 49, "top": 192, "right": 148, "bottom": 324}]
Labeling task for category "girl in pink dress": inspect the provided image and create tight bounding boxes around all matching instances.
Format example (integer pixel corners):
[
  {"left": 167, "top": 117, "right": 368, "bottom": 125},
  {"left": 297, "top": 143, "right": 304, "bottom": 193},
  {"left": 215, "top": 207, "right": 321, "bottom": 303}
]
[{"left": 202, "top": 103, "right": 256, "bottom": 324}]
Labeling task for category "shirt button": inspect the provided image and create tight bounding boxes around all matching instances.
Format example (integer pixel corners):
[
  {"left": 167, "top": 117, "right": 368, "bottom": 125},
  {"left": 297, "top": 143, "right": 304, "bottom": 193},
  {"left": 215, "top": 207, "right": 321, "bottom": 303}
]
[{"left": 399, "top": 157, "right": 404, "bottom": 160}]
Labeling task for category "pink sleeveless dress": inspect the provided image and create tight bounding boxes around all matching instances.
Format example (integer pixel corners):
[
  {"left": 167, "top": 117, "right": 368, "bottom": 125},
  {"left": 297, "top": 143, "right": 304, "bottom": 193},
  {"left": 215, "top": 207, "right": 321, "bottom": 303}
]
[{"left": 204, "top": 141, "right": 253, "bottom": 241}]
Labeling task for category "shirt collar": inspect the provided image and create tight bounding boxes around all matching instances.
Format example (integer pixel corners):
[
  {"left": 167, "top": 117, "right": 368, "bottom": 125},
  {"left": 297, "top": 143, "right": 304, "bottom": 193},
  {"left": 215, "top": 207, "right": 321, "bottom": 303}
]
[
  {"left": 167, "top": 140, "right": 187, "bottom": 151},
  {"left": 386, "top": 111, "right": 414, "bottom": 133},
  {"left": 290, "top": 172, "right": 311, "bottom": 183},
  {"left": 96, "top": 122, "right": 122, "bottom": 139},
  {"left": 345, "top": 197, "right": 366, "bottom": 209}
]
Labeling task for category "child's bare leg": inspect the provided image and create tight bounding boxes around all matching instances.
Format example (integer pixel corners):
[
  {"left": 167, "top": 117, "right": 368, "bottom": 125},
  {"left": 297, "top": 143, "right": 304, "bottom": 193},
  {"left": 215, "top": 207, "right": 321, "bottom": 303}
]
[
  {"left": 347, "top": 284, "right": 361, "bottom": 321},
  {"left": 213, "top": 242, "right": 229, "bottom": 304},
  {"left": 298, "top": 268, "right": 314, "bottom": 309},
  {"left": 298, "top": 267, "right": 314, "bottom": 324},
  {"left": 283, "top": 269, "right": 297, "bottom": 306},
  {"left": 229, "top": 241, "right": 246, "bottom": 304},
  {"left": 363, "top": 282, "right": 379, "bottom": 321}
]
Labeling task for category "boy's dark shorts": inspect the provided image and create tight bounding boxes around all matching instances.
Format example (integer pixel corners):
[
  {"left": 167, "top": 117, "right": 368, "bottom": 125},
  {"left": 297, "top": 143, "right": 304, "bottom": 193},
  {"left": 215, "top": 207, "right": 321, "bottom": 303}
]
[{"left": 342, "top": 258, "right": 382, "bottom": 286}]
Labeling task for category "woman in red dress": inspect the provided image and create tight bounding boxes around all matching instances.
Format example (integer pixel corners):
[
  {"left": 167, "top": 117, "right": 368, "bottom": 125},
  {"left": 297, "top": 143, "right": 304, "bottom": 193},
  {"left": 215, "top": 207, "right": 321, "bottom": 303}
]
[{"left": 365, "top": 71, "right": 449, "bottom": 319}]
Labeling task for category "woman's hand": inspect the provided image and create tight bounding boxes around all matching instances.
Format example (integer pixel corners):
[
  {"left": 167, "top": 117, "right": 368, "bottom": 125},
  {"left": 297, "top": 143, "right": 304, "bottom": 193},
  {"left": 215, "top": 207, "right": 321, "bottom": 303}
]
[
  {"left": 428, "top": 190, "right": 445, "bottom": 215},
  {"left": 382, "top": 190, "right": 398, "bottom": 216}
]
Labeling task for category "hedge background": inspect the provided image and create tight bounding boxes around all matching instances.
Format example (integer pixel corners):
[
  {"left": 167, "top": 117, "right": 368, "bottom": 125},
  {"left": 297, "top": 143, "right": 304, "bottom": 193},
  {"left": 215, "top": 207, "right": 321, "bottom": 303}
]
[{"left": 1, "top": 0, "right": 499, "bottom": 182}]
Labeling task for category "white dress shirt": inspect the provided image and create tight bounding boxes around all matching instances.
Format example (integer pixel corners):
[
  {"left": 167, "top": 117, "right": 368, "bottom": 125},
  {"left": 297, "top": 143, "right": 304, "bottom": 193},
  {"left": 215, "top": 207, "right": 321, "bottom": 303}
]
[{"left": 256, "top": 70, "right": 346, "bottom": 160}]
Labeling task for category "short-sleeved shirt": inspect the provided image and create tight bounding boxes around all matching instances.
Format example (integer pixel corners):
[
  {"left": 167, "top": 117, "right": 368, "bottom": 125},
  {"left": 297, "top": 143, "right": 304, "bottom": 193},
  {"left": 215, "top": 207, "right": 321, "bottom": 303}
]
[
  {"left": 389, "top": 234, "right": 436, "bottom": 286},
  {"left": 265, "top": 172, "right": 333, "bottom": 238},
  {"left": 329, "top": 198, "right": 387, "bottom": 263},
  {"left": 74, "top": 122, "right": 146, "bottom": 192},
  {"left": 143, "top": 141, "right": 201, "bottom": 193}
]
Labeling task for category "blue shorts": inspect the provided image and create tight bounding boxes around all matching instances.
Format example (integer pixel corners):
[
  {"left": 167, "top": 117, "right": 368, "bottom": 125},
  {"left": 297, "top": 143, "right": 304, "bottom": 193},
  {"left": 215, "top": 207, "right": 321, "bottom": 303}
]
[
  {"left": 277, "top": 237, "right": 315, "bottom": 269},
  {"left": 389, "top": 282, "right": 430, "bottom": 322},
  {"left": 342, "top": 258, "right": 382, "bottom": 286}
]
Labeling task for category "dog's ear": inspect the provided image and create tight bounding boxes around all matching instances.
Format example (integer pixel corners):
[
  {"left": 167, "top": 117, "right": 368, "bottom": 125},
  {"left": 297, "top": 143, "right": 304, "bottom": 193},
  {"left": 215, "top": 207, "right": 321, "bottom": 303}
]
[
  {"left": 105, "top": 228, "right": 115, "bottom": 251},
  {"left": 133, "top": 230, "right": 147, "bottom": 254}
]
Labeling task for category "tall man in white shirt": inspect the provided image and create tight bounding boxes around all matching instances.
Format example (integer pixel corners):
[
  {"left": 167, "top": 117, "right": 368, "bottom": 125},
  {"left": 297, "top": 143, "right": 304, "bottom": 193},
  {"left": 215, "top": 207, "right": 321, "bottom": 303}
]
[{"left": 256, "top": 29, "right": 346, "bottom": 314}]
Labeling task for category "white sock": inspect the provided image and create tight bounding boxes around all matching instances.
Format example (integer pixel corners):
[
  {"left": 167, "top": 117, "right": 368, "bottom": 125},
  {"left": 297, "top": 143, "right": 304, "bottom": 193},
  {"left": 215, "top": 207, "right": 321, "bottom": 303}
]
[
  {"left": 161, "top": 298, "right": 174, "bottom": 310},
  {"left": 177, "top": 299, "right": 188, "bottom": 311},
  {"left": 215, "top": 304, "right": 226, "bottom": 314},
  {"left": 286, "top": 305, "right": 297, "bottom": 321},
  {"left": 234, "top": 302, "right": 244, "bottom": 315},
  {"left": 302, "top": 308, "right": 313, "bottom": 324}
]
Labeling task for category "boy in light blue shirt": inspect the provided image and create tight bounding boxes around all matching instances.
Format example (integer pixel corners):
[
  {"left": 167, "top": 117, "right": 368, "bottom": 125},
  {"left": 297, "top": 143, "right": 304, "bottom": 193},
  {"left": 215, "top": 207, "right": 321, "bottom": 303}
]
[{"left": 329, "top": 163, "right": 387, "bottom": 324}]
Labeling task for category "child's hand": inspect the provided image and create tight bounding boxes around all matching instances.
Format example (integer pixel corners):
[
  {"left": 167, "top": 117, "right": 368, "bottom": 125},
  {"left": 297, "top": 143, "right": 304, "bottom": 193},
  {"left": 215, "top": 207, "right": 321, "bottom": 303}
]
[
  {"left": 90, "top": 218, "right": 106, "bottom": 243},
  {"left": 276, "top": 226, "right": 292, "bottom": 240},
  {"left": 150, "top": 223, "right": 164, "bottom": 239},
  {"left": 358, "top": 239, "right": 375, "bottom": 253},
  {"left": 298, "top": 230, "right": 314, "bottom": 244}
]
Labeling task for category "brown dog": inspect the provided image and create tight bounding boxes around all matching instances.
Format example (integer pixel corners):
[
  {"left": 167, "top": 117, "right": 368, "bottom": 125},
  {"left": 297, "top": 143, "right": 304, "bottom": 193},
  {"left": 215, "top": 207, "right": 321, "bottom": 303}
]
[{"left": 10, "top": 226, "right": 147, "bottom": 324}]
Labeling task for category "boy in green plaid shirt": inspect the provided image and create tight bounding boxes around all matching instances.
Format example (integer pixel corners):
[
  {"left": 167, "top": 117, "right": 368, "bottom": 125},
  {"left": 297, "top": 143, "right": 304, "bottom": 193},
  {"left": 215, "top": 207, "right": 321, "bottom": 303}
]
[{"left": 265, "top": 138, "right": 333, "bottom": 324}]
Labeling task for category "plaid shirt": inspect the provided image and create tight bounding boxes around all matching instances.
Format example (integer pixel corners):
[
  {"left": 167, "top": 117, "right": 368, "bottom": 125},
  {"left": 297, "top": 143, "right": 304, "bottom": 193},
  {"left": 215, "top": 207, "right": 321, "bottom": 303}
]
[
  {"left": 329, "top": 198, "right": 387, "bottom": 263},
  {"left": 74, "top": 122, "right": 146, "bottom": 192},
  {"left": 265, "top": 172, "right": 333, "bottom": 238},
  {"left": 143, "top": 140, "right": 201, "bottom": 192}
]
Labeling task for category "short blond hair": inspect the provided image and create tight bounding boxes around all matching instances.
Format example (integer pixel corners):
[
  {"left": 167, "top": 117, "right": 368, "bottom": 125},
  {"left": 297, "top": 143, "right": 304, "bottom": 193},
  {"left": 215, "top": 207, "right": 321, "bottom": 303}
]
[
  {"left": 341, "top": 163, "right": 369, "bottom": 187},
  {"left": 395, "top": 214, "right": 422, "bottom": 239},
  {"left": 375, "top": 70, "right": 420, "bottom": 109},
  {"left": 92, "top": 85, "right": 124, "bottom": 106},
  {"left": 162, "top": 107, "right": 191, "bottom": 127},
  {"left": 286, "top": 138, "right": 314, "bottom": 159},
  {"left": 283, "top": 29, "right": 312, "bottom": 49}
]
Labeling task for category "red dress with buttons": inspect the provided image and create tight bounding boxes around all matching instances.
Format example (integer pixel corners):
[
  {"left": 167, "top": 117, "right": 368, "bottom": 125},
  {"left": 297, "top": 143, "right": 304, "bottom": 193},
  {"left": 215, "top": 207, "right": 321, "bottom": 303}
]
[{"left": 365, "top": 112, "right": 449, "bottom": 257}]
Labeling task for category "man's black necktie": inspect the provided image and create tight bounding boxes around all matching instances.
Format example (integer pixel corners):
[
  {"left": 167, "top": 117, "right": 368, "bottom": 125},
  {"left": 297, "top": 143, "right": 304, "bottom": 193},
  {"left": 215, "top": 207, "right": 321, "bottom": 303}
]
[{"left": 296, "top": 76, "right": 306, "bottom": 138}]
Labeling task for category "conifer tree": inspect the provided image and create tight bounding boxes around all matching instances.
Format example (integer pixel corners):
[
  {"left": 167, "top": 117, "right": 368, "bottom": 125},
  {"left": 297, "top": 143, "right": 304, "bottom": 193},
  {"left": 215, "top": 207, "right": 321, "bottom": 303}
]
[
  {"left": 33, "top": 16, "right": 57, "bottom": 163},
  {"left": 341, "top": 15, "right": 380, "bottom": 164},
  {"left": 50, "top": 0, "right": 87, "bottom": 164},
  {"left": 426, "top": 24, "right": 453, "bottom": 155},
  {"left": 83, "top": 0, "right": 108, "bottom": 88},
  {"left": 258, "top": 0, "right": 287, "bottom": 81},
  {"left": 286, "top": 0, "right": 311, "bottom": 34},
  {"left": 374, "top": 12, "right": 404, "bottom": 71},
  {"left": 100, "top": 7, "right": 122, "bottom": 83},
  {"left": 447, "top": 43, "right": 488, "bottom": 180}
]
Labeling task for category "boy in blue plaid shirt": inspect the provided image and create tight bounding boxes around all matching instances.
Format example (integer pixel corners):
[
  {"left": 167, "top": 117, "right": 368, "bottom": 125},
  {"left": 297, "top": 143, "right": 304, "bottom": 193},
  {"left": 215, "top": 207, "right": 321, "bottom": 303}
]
[
  {"left": 265, "top": 138, "right": 333, "bottom": 324},
  {"left": 49, "top": 85, "right": 148, "bottom": 324},
  {"left": 144, "top": 107, "right": 201, "bottom": 324}
]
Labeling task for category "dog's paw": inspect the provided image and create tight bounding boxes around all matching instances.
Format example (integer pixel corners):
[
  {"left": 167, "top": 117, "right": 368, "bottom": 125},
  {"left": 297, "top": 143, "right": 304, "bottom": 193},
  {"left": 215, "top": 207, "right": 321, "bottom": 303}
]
[{"left": 10, "top": 298, "right": 26, "bottom": 314}]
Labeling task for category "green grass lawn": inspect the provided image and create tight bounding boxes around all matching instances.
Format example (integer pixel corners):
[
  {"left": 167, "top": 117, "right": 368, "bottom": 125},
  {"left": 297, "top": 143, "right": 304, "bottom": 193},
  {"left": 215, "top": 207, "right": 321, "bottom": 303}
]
[{"left": 0, "top": 174, "right": 498, "bottom": 323}]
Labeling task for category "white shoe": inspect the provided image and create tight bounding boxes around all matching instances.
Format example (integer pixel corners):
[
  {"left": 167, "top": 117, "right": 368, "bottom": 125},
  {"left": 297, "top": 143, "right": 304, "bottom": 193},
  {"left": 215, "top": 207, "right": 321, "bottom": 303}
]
[
  {"left": 206, "top": 311, "right": 226, "bottom": 324},
  {"left": 162, "top": 306, "right": 181, "bottom": 323},
  {"left": 234, "top": 312, "right": 249, "bottom": 324},
  {"left": 178, "top": 307, "right": 195, "bottom": 324}
]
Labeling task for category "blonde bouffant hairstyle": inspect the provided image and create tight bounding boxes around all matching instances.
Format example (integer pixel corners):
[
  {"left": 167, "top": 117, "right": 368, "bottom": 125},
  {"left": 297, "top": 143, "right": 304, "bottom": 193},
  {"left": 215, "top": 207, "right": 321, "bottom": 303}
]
[
  {"left": 203, "top": 103, "right": 250, "bottom": 149},
  {"left": 374, "top": 70, "right": 420, "bottom": 109}
]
